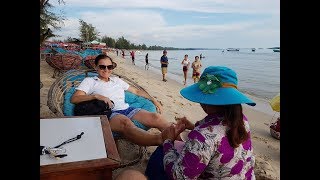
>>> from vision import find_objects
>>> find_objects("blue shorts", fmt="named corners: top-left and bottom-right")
top-left (109, 106), bottom-right (142, 120)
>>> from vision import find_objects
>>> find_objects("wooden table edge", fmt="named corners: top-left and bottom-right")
top-left (40, 115), bottom-right (121, 174)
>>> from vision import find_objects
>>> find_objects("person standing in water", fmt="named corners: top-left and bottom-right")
top-left (181, 54), bottom-right (190, 85)
top-left (145, 53), bottom-right (149, 70)
top-left (191, 56), bottom-right (202, 83)
top-left (130, 50), bottom-right (135, 65)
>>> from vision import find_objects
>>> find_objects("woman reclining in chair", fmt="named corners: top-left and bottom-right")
top-left (71, 54), bottom-right (172, 146)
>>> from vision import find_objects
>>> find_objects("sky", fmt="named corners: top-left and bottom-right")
top-left (50, 0), bottom-right (280, 49)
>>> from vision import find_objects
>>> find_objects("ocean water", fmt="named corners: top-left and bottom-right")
top-left (125, 49), bottom-right (280, 101)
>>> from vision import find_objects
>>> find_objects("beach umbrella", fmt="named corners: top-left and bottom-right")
top-left (269, 93), bottom-right (280, 112)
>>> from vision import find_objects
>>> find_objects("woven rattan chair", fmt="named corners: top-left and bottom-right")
top-left (83, 55), bottom-right (98, 69)
top-left (47, 69), bottom-right (156, 168)
top-left (45, 53), bottom-right (82, 78)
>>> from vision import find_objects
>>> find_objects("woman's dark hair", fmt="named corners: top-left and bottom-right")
top-left (94, 54), bottom-right (112, 65)
top-left (223, 104), bottom-right (249, 148)
top-left (94, 54), bottom-right (117, 68)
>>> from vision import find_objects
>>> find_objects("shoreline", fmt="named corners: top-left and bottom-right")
top-left (120, 53), bottom-right (277, 116)
top-left (129, 50), bottom-right (279, 102)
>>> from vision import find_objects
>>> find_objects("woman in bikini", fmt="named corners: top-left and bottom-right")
top-left (191, 55), bottom-right (202, 83)
top-left (181, 54), bottom-right (190, 85)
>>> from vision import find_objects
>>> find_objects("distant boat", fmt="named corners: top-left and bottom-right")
top-left (252, 48), bottom-right (256, 52)
top-left (226, 48), bottom-right (240, 51)
top-left (273, 49), bottom-right (280, 52)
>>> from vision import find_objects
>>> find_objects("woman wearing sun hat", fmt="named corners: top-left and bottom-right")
top-left (145, 66), bottom-right (256, 180)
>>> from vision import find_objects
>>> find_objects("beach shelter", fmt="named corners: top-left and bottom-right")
top-left (269, 93), bottom-right (280, 112)
top-left (91, 40), bottom-right (100, 44)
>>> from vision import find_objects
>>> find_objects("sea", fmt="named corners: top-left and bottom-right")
top-left (124, 48), bottom-right (280, 115)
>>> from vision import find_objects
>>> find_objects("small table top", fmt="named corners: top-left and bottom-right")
top-left (40, 115), bottom-right (120, 174)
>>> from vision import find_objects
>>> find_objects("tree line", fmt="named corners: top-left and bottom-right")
top-left (66, 19), bottom-right (179, 50)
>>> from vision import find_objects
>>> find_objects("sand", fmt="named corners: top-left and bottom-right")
top-left (40, 52), bottom-right (280, 180)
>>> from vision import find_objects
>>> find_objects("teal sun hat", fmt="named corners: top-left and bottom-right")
top-left (180, 66), bottom-right (256, 106)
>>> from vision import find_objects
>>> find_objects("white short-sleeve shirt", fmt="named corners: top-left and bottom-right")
top-left (76, 76), bottom-right (130, 110)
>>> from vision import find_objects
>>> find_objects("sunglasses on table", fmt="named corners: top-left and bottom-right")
top-left (98, 64), bottom-right (114, 70)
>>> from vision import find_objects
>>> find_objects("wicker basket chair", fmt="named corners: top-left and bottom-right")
top-left (47, 69), bottom-right (157, 168)
top-left (83, 55), bottom-right (98, 69)
top-left (45, 53), bottom-right (83, 78)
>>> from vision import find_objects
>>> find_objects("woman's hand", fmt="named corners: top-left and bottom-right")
top-left (94, 94), bottom-right (114, 109)
top-left (161, 123), bottom-right (186, 142)
top-left (175, 116), bottom-right (195, 130)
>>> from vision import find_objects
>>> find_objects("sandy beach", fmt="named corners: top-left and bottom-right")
top-left (40, 52), bottom-right (280, 179)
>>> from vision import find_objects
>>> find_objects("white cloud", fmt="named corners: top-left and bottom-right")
top-left (53, 10), bottom-right (270, 48)
top-left (53, 0), bottom-right (279, 14)
top-left (49, 1), bottom-right (280, 47)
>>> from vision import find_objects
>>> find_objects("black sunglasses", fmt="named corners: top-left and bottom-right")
top-left (98, 64), bottom-right (114, 70)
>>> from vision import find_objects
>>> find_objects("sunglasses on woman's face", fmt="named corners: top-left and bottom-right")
top-left (98, 64), bottom-right (114, 70)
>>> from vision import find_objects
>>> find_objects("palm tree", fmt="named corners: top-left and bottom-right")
top-left (40, 0), bottom-right (64, 45)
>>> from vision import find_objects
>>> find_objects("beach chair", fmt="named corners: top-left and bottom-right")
top-left (83, 55), bottom-right (98, 69)
top-left (47, 69), bottom-right (157, 168)
top-left (44, 49), bottom-right (83, 78)
top-left (79, 48), bottom-right (102, 69)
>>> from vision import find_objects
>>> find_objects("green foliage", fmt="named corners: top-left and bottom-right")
top-left (79, 19), bottom-right (100, 42)
top-left (101, 36), bottom-right (116, 48)
top-left (115, 36), bottom-right (130, 49)
top-left (74, 18), bottom-right (185, 50)
top-left (40, 0), bottom-right (65, 45)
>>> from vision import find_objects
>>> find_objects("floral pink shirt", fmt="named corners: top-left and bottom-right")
top-left (163, 113), bottom-right (255, 180)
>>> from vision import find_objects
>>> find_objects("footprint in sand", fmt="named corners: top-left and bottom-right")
top-left (267, 145), bottom-right (279, 151)
top-left (166, 95), bottom-right (173, 98)
top-left (252, 135), bottom-right (268, 144)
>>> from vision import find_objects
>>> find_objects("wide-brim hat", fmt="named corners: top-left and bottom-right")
top-left (180, 66), bottom-right (256, 106)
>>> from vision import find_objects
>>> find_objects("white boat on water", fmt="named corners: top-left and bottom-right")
top-left (226, 48), bottom-right (240, 51)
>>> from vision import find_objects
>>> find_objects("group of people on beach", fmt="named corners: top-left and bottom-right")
top-left (159, 50), bottom-right (202, 85)
top-left (180, 53), bottom-right (202, 85)
top-left (70, 53), bottom-right (257, 179)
